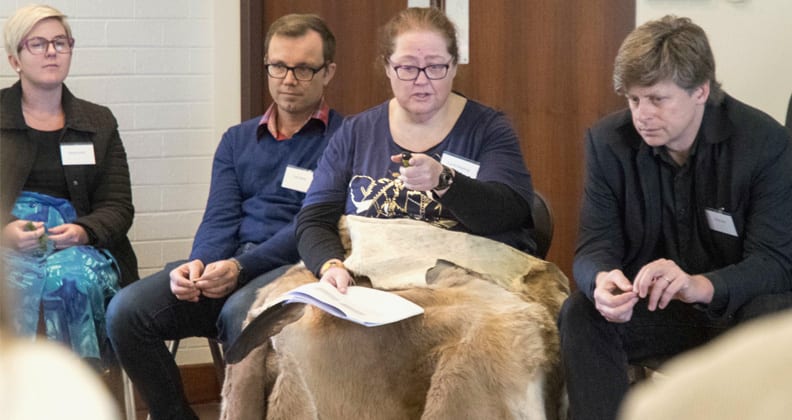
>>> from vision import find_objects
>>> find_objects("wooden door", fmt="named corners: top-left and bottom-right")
top-left (241, 0), bottom-right (635, 285)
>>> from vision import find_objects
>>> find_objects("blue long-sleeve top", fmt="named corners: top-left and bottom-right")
top-left (190, 108), bottom-right (343, 281)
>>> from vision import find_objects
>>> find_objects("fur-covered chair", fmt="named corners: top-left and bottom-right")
top-left (221, 216), bottom-right (569, 420)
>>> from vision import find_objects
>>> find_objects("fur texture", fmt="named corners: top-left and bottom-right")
top-left (221, 219), bottom-right (569, 420)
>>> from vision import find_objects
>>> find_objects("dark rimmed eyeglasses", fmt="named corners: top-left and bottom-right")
top-left (388, 60), bottom-right (452, 81)
top-left (265, 63), bottom-right (327, 81)
top-left (19, 36), bottom-right (75, 55)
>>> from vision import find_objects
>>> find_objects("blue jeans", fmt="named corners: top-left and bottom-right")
top-left (558, 290), bottom-right (792, 420)
top-left (105, 253), bottom-right (292, 420)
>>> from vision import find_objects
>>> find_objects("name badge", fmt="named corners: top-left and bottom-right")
top-left (440, 152), bottom-right (480, 179)
top-left (705, 208), bottom-right (738, 237)
top-left (281, 165), bottom-right (314, 193)
top-left (60, 143), bottom-right (96, 165)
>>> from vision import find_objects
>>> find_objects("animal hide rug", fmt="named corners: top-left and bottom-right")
top-left (221, 216), bottom-right (569, 420)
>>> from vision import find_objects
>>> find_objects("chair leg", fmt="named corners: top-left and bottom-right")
top-left (168, 339), bottom-right (180, 355)
top-left (143, 340), bottom-right (182, 420)
top-left (142, 338), bottom-right (224, 419)
top-left (122, 368), bottom-right (137, 420)
top-left (168, 338), bottom-right (224, 384)
top-left (208, 339), bottom-right (225, 385)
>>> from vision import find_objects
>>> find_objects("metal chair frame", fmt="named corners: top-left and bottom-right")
top-left (123, 338), bottom-right (225, 420)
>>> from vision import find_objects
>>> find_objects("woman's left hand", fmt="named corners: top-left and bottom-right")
top-left (390, 153), bottom-right (443, 191)
top-left (47, 223), bottom-right (89, 249)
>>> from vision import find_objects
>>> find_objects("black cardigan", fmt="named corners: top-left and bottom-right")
top-left (1, 81), bottom-right (139, 286)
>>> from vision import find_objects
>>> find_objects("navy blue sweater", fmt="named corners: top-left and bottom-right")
top-left (190, 110), bottom-right (342, 280)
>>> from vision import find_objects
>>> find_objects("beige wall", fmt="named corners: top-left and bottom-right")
top-left (213, 1), bottom-right (240, 142)
top-left (1, 0), bottom-right (239, 365)
top-left (176, 1), bottom-right (240, 364)
top-left (638, 0), bottom-right (792, 124)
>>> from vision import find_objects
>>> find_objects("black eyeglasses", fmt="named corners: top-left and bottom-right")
top-left (19, 36), bottom-right (74, 55)
top-left (265, 63), bottom-right (327, 81)
top-left (389, 60), bottom-right (452, 81)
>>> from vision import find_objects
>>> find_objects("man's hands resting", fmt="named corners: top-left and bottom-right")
top-left (593, 258), bottom-right (715, 323)
top-left (170, 259), bottom-right (241, 301)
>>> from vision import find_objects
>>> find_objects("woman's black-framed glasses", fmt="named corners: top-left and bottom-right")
top-left (389, 60), bottom-right (451, 81)
top-left (20, 36), bottom-right (75, 55)
top-left (265, 63), bottom-right (327, 81)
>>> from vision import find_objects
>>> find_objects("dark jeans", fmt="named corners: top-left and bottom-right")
top-left (105, 258), bottom-right (292, 420)
top-left (558, 290), bottom-right (792, 420)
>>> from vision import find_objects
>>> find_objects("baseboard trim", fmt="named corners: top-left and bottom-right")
top-left (133, 363), bottom-right (221, 411)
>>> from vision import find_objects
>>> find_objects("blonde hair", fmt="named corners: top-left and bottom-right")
top-left (4, 4), bottom-right (72, 62)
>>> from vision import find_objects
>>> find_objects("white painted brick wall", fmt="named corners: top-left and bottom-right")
top-left (1, 1), bottom-right (215, 275)
top-left (1, 1), bottom-right (240, 365)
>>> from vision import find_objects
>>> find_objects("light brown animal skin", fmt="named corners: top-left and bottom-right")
top-left (222, 260), bottom-right (568, 420)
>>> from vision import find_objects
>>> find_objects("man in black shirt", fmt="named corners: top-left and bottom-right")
top-left (559, 15), bottom-right (792, 420)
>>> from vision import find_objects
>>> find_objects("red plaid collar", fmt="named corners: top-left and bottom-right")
top-left (258, 98), bottom-right (330, 141)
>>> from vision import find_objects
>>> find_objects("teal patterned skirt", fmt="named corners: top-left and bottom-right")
top-left (4, 191), bottom-right (120, 361)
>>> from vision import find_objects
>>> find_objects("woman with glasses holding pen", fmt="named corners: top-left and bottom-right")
top-left (1, 4), bottom-right (137, 367)
top-left (296, 7), bottom-right (537, 292)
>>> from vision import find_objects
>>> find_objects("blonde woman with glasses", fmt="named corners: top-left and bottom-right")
top-left (1, 4), bottom-right (137, 368)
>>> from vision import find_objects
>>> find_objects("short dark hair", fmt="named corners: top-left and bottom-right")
top-left (264, 13), bottom-right (336, 63)
top-left (614, 15), bottom-right (723, 103)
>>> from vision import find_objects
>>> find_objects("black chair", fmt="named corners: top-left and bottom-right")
top-left (786, 93), bottom-right (791, 130)
top-left (167, 338), bottom-right (225, 385)
top-left (531, 190), bottom-right (554, 259)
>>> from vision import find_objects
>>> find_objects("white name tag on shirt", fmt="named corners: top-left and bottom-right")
top-left (281, 165), bottom-right (314, 193)
top-left (705, 208), bottom-right (738, 237)
top-left (440, 151), bottom-right (480, 179)
top-left (60, 143), bottom-right (96, 165)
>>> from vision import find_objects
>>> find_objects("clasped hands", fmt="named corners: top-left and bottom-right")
top-left (2, 219), bottom-right (88, 251)
top-left (594, 258), bottom-right (715, 323)
top-left (170, 259), bottom-right (241, 301)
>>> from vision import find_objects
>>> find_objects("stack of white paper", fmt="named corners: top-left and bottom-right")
top-left (271, 282), bottom-right (424, 327)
